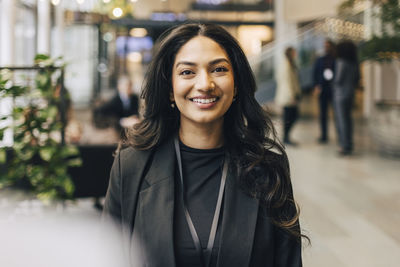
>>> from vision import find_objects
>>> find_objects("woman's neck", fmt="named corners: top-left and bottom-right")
top-left (179, 121), bottom-right (224, 149)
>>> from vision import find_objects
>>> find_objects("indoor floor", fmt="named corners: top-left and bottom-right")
top-left (285, 118), bottom-right (400, 267)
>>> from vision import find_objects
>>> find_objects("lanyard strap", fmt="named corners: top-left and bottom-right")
top-left (174, 136), bottom-right (228, 267)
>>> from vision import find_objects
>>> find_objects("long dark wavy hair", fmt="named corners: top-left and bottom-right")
top-left (123, 23), bottom-right (306, 242)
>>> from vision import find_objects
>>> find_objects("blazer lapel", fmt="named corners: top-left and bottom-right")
top-left (134, 138), bottom-right (177, 267)
top-left (217, 169), bottom-right (259, 267)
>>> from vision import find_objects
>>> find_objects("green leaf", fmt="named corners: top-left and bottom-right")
top-left (67, 158), bottom-right (82, 167)
top-left (37, 189), bottom-right (57, 203)
top-left (0, 150), bottom-right (6, 164)
top-left (27, 165), bottom-right (45, 186)
top-left (36, 73), bottom-right (50, 88)
top-left (39, 147), bottom-right (55, 161)
top-left (16, 148), bottom-right (35, 161)
top-left (34, 54), bottom-right (50, 61)
top-left (61, 146), bottom-right (80, 157)
top-left (47, 106), bottom-right (58, 119)
top-left (63, 178), bottom-right (75, 195)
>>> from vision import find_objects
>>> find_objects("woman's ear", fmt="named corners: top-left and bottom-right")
top-left (169, 91), bottom-right (175, 102)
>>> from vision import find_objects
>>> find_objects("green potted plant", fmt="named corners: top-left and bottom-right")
top-left (0, 55), bottom-right (82, 202)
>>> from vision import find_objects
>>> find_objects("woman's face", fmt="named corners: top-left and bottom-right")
top-left (171, 36), bottom-right (235, 130)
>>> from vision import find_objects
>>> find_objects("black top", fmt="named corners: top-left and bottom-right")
top-left (313, 55), bottom-right (336, 91)
top-left (174, 141), bottom-right (225, 267)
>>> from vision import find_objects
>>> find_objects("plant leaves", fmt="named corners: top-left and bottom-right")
top-left (0, 150), bottom-right (6, 164)
top-left (39, 147), bottom-right (55, 161)
top-left (67, 158), bottom-right (82, 167)
top-left (62, 146), bottom-right (80, 157)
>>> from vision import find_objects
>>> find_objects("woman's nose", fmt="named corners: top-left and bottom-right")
top-left (195, 71), bottom-right (215, 91)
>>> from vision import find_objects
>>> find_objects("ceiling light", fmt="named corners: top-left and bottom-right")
top-left (130, 28), bottom-right (148, 37)
top-left (112, 7), bottom-right (123, 18)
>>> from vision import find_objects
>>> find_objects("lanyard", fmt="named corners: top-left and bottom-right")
top-left (174, 136), bottom-right (228, 267)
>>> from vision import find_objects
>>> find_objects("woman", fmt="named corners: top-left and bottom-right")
top-left (333, 41), bottom-right (360, 155)
top-left (275, 47), bottom-right (301, 146)
top-left (104, 23), bottom-right (304, 267)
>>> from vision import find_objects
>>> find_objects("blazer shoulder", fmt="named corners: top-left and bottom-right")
top-left (117, 146), bottom-right (153, 177)
top-left (119, 145), bottom-right (149, 159)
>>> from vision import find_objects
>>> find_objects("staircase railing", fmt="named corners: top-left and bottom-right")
top-left (250, 15), bottom-right (366, 105)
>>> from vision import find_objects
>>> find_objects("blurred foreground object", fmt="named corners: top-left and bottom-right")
top-left (0, 190), bottom-right (130, 267)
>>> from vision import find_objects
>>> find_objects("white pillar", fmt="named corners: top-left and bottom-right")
top-left (0, 0), bottom-right (16, 66)
top-left (37, 0), bottom-right (51, 55)
top-left (274, 0), bottom-right (298, 70)
top-left (363, 0), bottom-right (373, 40)
top-left (52, 0), bottom-right (64, 58)
top-left (362, 61), bottom-right (374, 118)
top-left (362, 0), bottom-right (382, 118)
top-left (0, 0), bottom-right (16, 147)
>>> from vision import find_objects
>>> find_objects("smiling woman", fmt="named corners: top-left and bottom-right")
top-left (103, 23), bottom-right (305, 267)
top-left (171, 35), bottom-right (235, 149)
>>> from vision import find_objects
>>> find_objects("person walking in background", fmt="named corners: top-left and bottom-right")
top-left (313, 40), bottom-right (336, 144)
top-left (333, 40), bottom-right (360, 156)
top-left (275, 47), bottom-right (301, 146)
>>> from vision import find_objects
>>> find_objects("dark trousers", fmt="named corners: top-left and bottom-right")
top-left (283, 106), bottom-right (298, 142)
top-left (333, 97), bottom-right (353, 152)
top-left (319, 90), bottom-right (332, 141)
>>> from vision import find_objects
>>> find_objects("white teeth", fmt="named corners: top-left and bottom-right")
top-left (192, 98), bottom-right (217, 104)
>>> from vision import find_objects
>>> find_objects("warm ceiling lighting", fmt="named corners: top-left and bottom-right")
top-left (51, 0), bottom-right (60, 5)
top-left (112, 7), bottom-right (123, 18)
top-left (103, 0), bottom-right (111, 3)
top-left (130, 28), bottom-right (148, 37)
top-left (130, 0), bottom-right (138, 2)
top-left (76, 0), bottom-right (85, 4)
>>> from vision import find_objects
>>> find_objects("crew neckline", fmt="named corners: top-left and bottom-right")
top-left (179, 140), bottom-right (225, 153)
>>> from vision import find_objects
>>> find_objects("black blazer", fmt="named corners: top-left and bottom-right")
top-left (103, 138), bottom-right (302, 267)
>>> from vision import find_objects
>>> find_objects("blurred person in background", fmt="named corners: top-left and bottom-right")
top-left (103, 23), bottom-right (304, 267)
top-left (313, 39), bottom-right (336, 144)
top-left (333, 40), bottom-right (360, 156)
top-left (275, 47), bottom-right (301, 146)
top-left (93, 75), bottom-right (140, 132)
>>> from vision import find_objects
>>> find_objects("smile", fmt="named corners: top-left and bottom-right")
top-left (190, 97), bottom-right (218, 104)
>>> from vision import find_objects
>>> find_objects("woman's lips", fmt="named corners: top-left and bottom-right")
top-left (189, 96), bottom-right (219, 108)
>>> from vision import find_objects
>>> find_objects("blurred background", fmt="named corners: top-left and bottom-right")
top-left (0, 0), bottom-right (399, 266)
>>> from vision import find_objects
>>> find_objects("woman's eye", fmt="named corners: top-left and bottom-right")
top-left (179, 70), bottom-right (194, 76)
top-left (214, 67), bottom-right (228, 73)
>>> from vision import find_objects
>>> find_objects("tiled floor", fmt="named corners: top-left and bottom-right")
top-left (283, 118), bottom-right (400, 267)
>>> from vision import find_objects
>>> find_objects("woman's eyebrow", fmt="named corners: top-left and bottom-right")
top-left (209, 58), bottom-right (230, 66)
top-left (175, 61), bottom-right (196, 68)
top-left (175, 58), bottom-right (230, 69)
